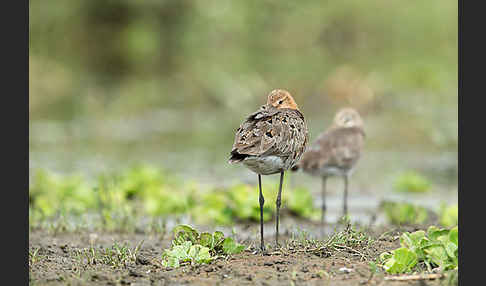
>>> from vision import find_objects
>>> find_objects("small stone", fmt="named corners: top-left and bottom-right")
top-left (339, 267), bottom-right (353, 273)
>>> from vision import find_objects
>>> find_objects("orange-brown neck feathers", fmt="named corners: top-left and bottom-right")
top-left (266, 89), bottom-right (299, 110)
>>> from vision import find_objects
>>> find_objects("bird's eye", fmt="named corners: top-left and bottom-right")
top-left (278, 100), bottom-right (284, 105)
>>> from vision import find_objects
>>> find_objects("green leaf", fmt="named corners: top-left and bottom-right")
top-left (222, 237), bottom-right (245, 255)
top-left (382, 201), bottom-right (428, 225)
top-left (427, 226), bottom-right (449, 242)
top-left (379, 251), bottom-right (392, 262)
top-left (394, 171), bottom-right (431, 193)
top-left (162, 241), bottom-right (193, 268)
top-left (444, 242), bottom-right (458, 261)
top-left (167, 241), bottom-right (192, 260)
top-left (212, 231), bottom-right (225, 249)
top-left (188, 245), bottom-right (212, 264)
top-left (199, 232), bottom-right (213, 248)
top-left (162, 256), bottom-right (180, 268)
top-left (423, 244), bottom-right (449, 267)
top-left (172, 224), bottom-right (199, 245)
top-left (381, 225), bottom-right (458, 274)
top-left (382, 247), bottom-right (417, 274)
top-left (400, 231), bottom-right (425, 248)
top-left (439, 204), bottom-right (458, 227)
top-left (213, 231), bottom-right (225, 243)
top-left (286, 187), bottom-right (319, 219)
top-left (161, 225), bottom-right (247, 268)
top-left (191, 191), bottom-right (232, 225)
top-left (162, 241), bottom-right (213, 268)
top-left (449, 226), bottom-right (458, 246)
top-left (400, 231), bottom-right (427, 260)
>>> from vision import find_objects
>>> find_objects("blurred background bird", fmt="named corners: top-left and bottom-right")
top-left (292, 108), bottom-right (365, 224)
top-left (229, 89), bottom-right (308, 251)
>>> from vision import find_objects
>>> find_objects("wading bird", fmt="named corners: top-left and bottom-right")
top-left (229, 89), bottom-right (308, 251)
top-left (292, 108), bottom-right (365, 224)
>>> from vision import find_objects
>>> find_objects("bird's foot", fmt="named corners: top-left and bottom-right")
top-left (252, 245), bottom-right (268, 256)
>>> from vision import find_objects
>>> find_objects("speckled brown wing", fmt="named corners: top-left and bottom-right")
top-left (298, 126), bottom-right (364, 175)
top-left (229, 105), bottom-right (308, 168)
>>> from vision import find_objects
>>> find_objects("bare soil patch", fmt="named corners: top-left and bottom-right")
top-left (29, 225), bottom-right (447, 286)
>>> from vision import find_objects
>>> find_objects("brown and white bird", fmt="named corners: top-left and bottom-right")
top-left (292, 108), bottom-right (365, 223)
top-left (229, 89), bottom-right (308, 251)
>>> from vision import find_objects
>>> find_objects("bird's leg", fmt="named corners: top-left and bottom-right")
top-left (258, 174), bottom-right (266, 252)
top-left (343, 174), bottom-right (349, 217)
top-left (275, 171), bottom-right (284, 247)
top-left (321, 176), bottom-right (328, 225)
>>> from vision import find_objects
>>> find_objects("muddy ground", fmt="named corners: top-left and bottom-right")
top-left (29, 222), bottom-right (450, 286)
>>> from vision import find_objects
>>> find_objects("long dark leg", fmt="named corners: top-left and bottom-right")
top-left (343, 174), bottom-right (349, 216)
top-left (258, 174), bottom-right (265, 251)
top-left (321, 176), bottom-right (328, 225)
top-left (275, 171), bottom-right (284, 247)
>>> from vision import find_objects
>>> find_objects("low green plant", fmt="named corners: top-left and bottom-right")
top-left (29, 167), bottom-right (323, 231)
top-left (113, 165), bottom-right (194, 216)
top-left (73, 240), bottom-right (143, 268)
top-left (439, 203), bottom-right (458, 228)
top-left (191, 188), bottom-right (233, 225)
top-left (394, 171), bottom-right (431, 193)
top-left (161, 224), bottom-right (245, 268)
top-left (228, 183), bottom-right (276, 222)
top-left (29, 247), bottom-right (40, 267)
top-left (29, 169), bottom-right (96, 217)
top-left (192, 182), bottom-right (319, 225)
top-left (218, 182), bottom-right (319, 224)
top-left (285, 222), bottom-right (375, 262)
top-left (381, 201), bottom-right (428, 225)
top-left (380, 226), bottom-right (458, 274)
top-left (29, 166), bottom-right (194, 225)
top-left (286, 186), bottom-right (320, 221)
top-left (115, 165), bottom-right (169, 200)
top-left (326, 221), bottom-right (374, 250)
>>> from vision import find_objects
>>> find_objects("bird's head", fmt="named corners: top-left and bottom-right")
top-left (267, 89), bottom-right (299, 110)
top-left (333, 108), bottom-right (363, 128)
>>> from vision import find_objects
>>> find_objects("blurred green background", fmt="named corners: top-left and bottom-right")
top-left (29, 0), bottom-right (457, 204)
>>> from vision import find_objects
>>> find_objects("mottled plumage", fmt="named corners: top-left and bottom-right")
top-left (229, 105), bottom-right (308, 175)
top-left (229, 89), bottom-right (308, 251)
